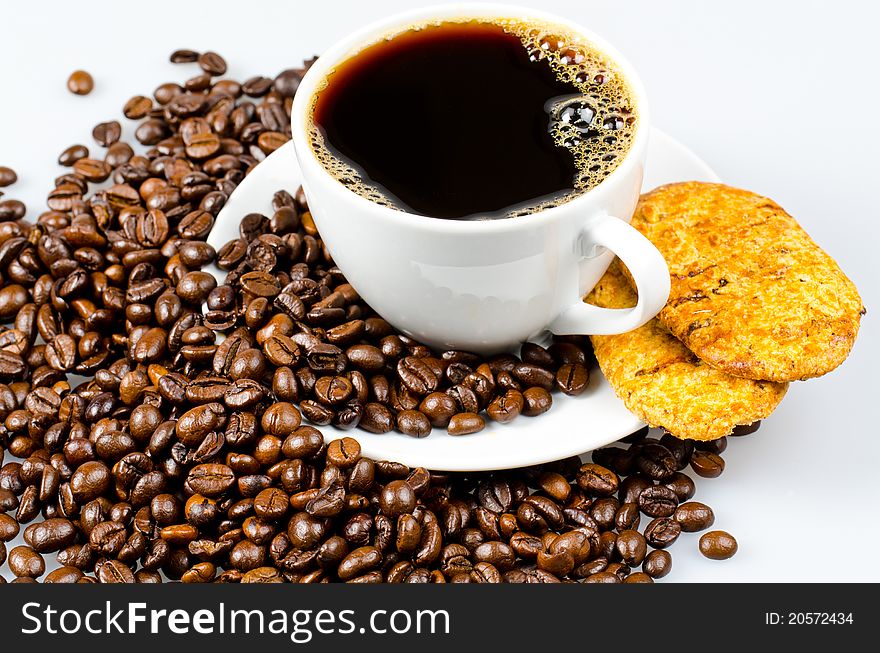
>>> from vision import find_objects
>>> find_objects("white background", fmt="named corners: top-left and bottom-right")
top-left (1, 0), bottom-right (878, 582)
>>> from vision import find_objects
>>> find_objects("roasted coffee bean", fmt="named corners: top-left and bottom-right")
top-left (397, 410), bottom-right (431, 438)
top-left (638, 485), bottom-right (679, 518)
top-left (690, 450), bottom-right (725, 478)
top-left (314, 375), bottom-right (354, 405)
top-left (643, 517), bottom-right (682, 549)
top-left (695, 436), bottom-right (727, 454)
top-left (419, 392), bottom-right (457, 428)
top-left (521, 387), bottom-right (552, 416)
top-left (93, 120), bottom-right (122, 146)
top-left (638, 552), bottom-right (670, 582)
top-left (326, 437), bottom-right (360, 468)
top-left (664, 472), bottom-right (697, 502)
top-left (555, 363), bottom-right (589, 396)
top-left (512, 363), bottom-right (554, 391)
top-left (0, 166), bottom-right (17, 188)
top-left (397, 356), bottom-right (438, 395)
top-left (70, 461), bottom-right (111, 503)
top-left (0, 513), bottom-right (20, 541)
top-left (123, 95), bottom-right (153, 119)
top-left (699, 530), bottom-right (738, 560)
top-left (23, 518), bottom-right (78, 553)
top-left (674, 501), bottom-right (716, 532)
top-left (636, 443), bottom-right (678, 481)
top-left (615, 529), bottom-right (647, 566)
top-left (486, 389), bottom-right (523, 423)
top-left (447, 412), bottom-right (485, 436)
top-left (198, 52), bottom-right (227, 76)
top-left (614, 502), bottom-right (641, 532)
top-left (261, 402), bottom-right (301, 437)
top-left (58, 145), bottom-right (89, 167)
top-left (67, 70), bottom-right (93, 95)
top-left (577, 464), bottom-right (619, 496)
top-left (379, 480), bottom-right (416, 519)
top-left (187, 464), bottom-right (235, 497)
top-left (360, 403), bottom-right (393, 434)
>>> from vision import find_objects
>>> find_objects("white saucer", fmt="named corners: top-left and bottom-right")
top-left (207, 128), bottom-right (720, 471)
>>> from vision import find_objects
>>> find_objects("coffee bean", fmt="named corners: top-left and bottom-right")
top-left (71, 157), bottom-right (110, 183)
top-left (397, 356), bottom-right (438, 395)
top-left (447, 412), bottom-right (485, 436)
top-left (177, 271), bottom-right (217, 303)
top-left (67, 70), bottom-right (94, 95)
top-left (23, 517), bottom-right (78, 553)
top-left (615, 502), bottom-right (640, 532)
top-left (123, 95), bottom-right (153, 119)
top-left (198, 52), bottom-right (227, 76)
top-left (170, 49), bottom-right (200, 63)
top-left (486, 389), bottom-right (523, 423)
top-left (512, 363), bottom-right (554, 390)
top-left (446, 385), bottom-right (479, 413)
top-left (70, 461), bottom-right (111, 503)
top-left (699, 530), bottom-right (738, 560)
top-left (659, 434), bottom-right (694, 470)
top-left (636, 443), bottom-right (678, 481)
top-left (577, 464), bottom-right (619, 496)
top-left (556, 363), bottom-right (589, 395)
top-left (412, 392), bottom-right (454, 428)
top-left (360, 403), bottom-right (394, 434)
top-left (261, 402), bottom-right (301, 437)
top-left (58, 144), bottom-right (90, 167)
top-left (273, 69), bottom-right (303, 98)
top-left (674, 501), bottom-right (715, 532)
top-left (0, 166), bottom-right (16, 186)
top-left (187, 464), bottom-right (235, 497)
top-left (521, 387), bottom-right (552, 416)
top-left (583, 571), bottom-right (619, 583)
top-left (638, 485), bottom-right (679, 518)
top-left (643, 549), bottom-right (672, 578)
top-left (379, 480), bottom-right (416, 518)
top-left (8, 545), bottom-right (45, 578)
top-left (338, 546), bottom-right (382, 580)
top-left (664, 472), bottom-right (697, 502)
top-left (44, 566), bottom-right (85, 583)
top-left (475, 541), bottom-right (515, 571)
top-left (615, 529), bottom-right (647, 566)
top-left (326, 437), bottom-right (360, 468)
top-left (93, 120), bottom-right (122, 146)
top-left (397, 410), bottom-right (431, 437)
top-left (695, 436), bottom-right (727, 454)
top-left (0, 284), bottom-right (29, 321)
top-left (690, 450), bottom-right (725, 478)
top-left (643, 517), bottom-right (682, 549)
top-left (314, 375), bottom-right (353, 405)
top-left (0, 513), bottom-right (20, 541)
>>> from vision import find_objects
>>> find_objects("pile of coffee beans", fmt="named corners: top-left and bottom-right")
top-left (213, 185), bottom-right (593, 436)
top-left (0, 50), bottom-right (740, 582)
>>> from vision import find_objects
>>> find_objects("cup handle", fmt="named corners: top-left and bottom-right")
top-left (549, 213), bottom-right (670, 335)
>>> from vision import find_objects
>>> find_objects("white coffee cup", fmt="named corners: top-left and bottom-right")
top-left (220, 3), bottom-right (669, 354)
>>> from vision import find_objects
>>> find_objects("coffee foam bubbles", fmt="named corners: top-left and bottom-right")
top-left (309, 17), bottom-right (638, 219)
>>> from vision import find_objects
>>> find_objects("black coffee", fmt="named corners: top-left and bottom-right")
top-left (310, 19), bottom-right (637, 220)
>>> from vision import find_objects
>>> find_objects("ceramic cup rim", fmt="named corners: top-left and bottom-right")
top-left (290, 2), bottom-right (650, 235)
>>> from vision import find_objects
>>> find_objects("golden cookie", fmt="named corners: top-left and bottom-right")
top-left (629, 182), bottom-right (864, 382)
top-left (587, 261), bottom-right (788, 440)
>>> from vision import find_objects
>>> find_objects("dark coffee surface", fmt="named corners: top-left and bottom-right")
top-left (312, 21), bottom-right (585, 220)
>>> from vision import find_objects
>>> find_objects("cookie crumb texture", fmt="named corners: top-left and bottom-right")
top-left (631, 182), bottom-right (864, 382)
